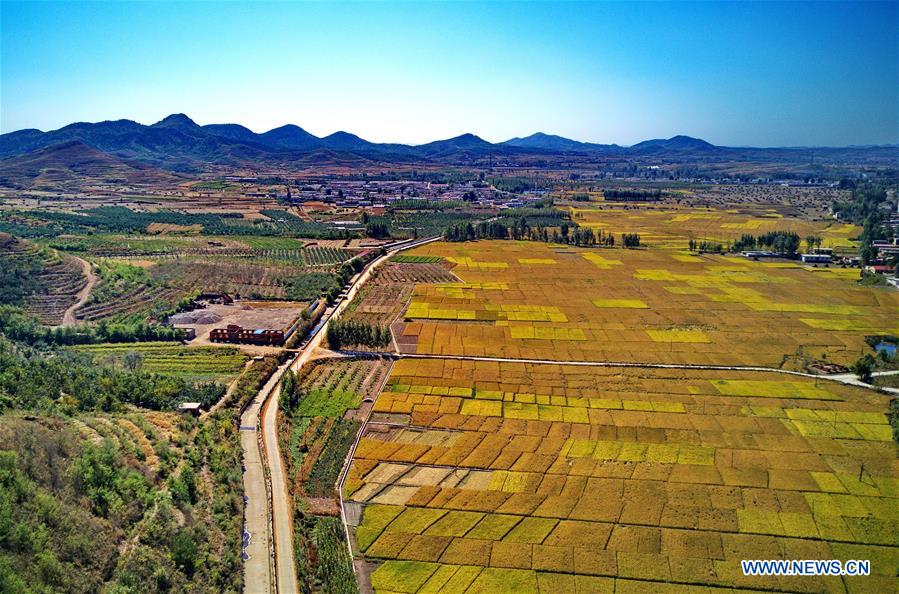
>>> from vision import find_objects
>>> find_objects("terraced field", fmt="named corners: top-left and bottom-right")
top-left (0, 233), bottom-right (87, 324)
top-left (49, 233), bottom-right (355, 265)
top-left (76, 284), bottom-right (185, 321)
top-left (73, 342), bottom-right (249, 383)
top-left (393, 241), bottom-right (898, 368)
top-left (346, 359), bottom-right (898, 593)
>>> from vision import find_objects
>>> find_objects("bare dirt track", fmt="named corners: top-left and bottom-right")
top-left (60, 256), bottom-right (97, 327)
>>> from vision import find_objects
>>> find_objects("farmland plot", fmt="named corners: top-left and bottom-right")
top-left (278, 357), bottom-right (393, 590)
top-left (342, 259), bottom-right (459, 328)
top-left (569, 205), bottom-right (861, 251)
top-left (394, 241), bottom-right (898, 368)
top-left (347, 358), bottom-right (898, 593)
top-left (73, 342), bottom-right (248, 383)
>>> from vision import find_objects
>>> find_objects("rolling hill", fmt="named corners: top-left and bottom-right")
top-left (502, 132), bottom-right (619, 152)
top-left (0, 140), bottom-right (179, 188)
top-left (1, 114), bottom-right (894, 174)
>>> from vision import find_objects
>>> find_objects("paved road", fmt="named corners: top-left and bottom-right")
top-left (241, 361), bottom-right (292, 594)
top-left (826, 369), bottom-right (899, 394)
top-left (60, 256), bottom-right (97, 326)
top-left (244, 237), bottom-right (439, 593)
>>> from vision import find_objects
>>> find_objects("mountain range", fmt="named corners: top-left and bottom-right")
top-left (0, 114), bottom-right (895, 175)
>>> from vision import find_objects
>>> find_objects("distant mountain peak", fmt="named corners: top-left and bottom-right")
top-left (321, 131), bottom-right (374, 151)
top-left (630, 135), bottom-right (718, 153)
top-left (271, 124), bottom-right (306, 133)
top-left (152, 113), bottom-right (200, 129)
top-left (451, 133), bottom-right (490, 145)
top-left (325, 130), bottom-right (363, 140)
top-left (258, 124), bottom-right (319, 150)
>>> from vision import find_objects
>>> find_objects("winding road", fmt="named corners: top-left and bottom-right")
top-left (60, 256), bottom-right (97, 327)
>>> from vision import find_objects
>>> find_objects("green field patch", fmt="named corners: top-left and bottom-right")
top-left (357, 505), bottom-right (404, 551)
top-left (74, 342), bottom-right (247, 382)
top-left (370, 560), bottom-right (439, 593)
top-left (393, 255), bottom-right (442, 264)
top-left (467, 567), bottom-right (538, 594)
top-left (295, 388), bottom-right (363, 417)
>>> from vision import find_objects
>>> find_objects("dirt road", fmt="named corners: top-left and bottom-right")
top-left (60, 256), bottom-right (97, 326)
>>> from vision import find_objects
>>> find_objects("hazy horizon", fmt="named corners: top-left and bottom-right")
top-left (2, 1), bottom-right (897, 146)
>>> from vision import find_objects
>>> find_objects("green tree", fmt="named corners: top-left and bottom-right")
top-left (170, 529), bottom-right (198, 577)
top-left (851, 354), bottom-right (875, 384)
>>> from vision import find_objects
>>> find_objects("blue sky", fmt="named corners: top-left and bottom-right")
top-left (1, 1), bottom-right (896, 146)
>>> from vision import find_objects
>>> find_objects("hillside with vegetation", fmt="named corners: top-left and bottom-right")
top-left (0, 332), bottom-right (254, 593)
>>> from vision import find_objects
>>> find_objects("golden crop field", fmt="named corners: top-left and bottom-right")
top-left (347, 358), bottom-right (897, 593)
top-left (391, 241), bottom-right (897, 368)
top-left (569, 205), bottom-right (861, 251)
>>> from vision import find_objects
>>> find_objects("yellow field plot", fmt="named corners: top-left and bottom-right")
top-left (801, 317), bottom-right (898, 333)
top-left (446, 256), bottom-right (508, 269)
top-left (646, 329), bottom-right (709, 343)
top-left (353, 358), bottom-right (897, 592)
top-left (518, 258), bottom-right (557, 265)
top-left (592, 299), bottom-right (648, 309)
top-left (670, 254), bottom-right (700, 263)
top-left (570, 204), bottom-right (861, 249)
top-left (711, 379), bottom-right (839, 400)
top-left (493, 305), bottom-right (567, 323)
top-left (581, 253), bottom-right (622, 269)
top-left (460, 399), bottom-right (503, 417)
top-left (423, 511), bottom-right (485, 537)
top-left (722, 220), bottom-right (763, 230)
top-left (404, 302), bottom-right (477, 321)
top-left (503, 517), bottom-right (558, 544)
top-left (396, 240), bottom-right (897, 367)
top-left (509, 326), bottom-right (586, 341)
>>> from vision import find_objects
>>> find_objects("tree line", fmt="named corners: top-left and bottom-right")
top-left (0, 335), bottom-right (224, 413)
top-left (443, 219), bottom-right (640, 248)
top-left (0, 305), bottom-right (184, 347)
top-left (730, 231), bottom-right (802, 255)
top-left (325, 319), bottom-right (392, 350)
top-left (602, 189), bottom-right (663, 201)
top-left (832, 180), bottom-right (896, 265)
top-left (687, 239), bottom-right (724, 254)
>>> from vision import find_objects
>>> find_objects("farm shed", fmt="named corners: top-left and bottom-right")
top-left (178, 402), bottom-right (202, 416)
